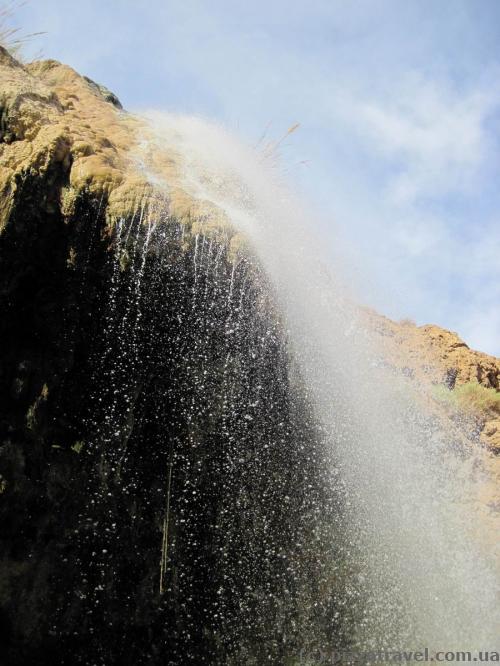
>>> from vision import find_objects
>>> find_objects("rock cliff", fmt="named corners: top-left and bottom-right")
top-left (0, 47), bottom-right (340, 664)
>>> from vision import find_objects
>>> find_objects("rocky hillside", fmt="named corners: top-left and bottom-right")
top-left (364, 309), bottom-right (500, 453)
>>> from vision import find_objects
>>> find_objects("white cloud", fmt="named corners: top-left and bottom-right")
top-left (341, 74), bottom-right (499, 204)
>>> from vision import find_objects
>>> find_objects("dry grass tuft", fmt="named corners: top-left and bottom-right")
top-left (0, 1), bottom-right (44, 59)
top-left (259, 122), bottom-right (301, 165)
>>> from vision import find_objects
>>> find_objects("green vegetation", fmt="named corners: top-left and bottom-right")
top-left (71, 441), bottom-right (84, 454)
top-left (433, 382), bottom-right (500, 417)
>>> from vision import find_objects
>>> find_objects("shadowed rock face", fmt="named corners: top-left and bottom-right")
top-left (0, 197), bottom-right (338, 664)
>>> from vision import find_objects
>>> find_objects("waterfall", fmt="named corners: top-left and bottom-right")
top-left (2, 35), bottom-right (498, 666)
top-left (57, 193), bottom-right (337, 663)
top-left (127, 112), bottom-right (500, 653)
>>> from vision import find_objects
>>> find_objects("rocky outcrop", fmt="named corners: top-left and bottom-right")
top-left (365, 310), bottom-right (500, 388)
top-left (364, 309), bottom-right (500, 453)
top-left (0, 45), bottom-right (238, 239)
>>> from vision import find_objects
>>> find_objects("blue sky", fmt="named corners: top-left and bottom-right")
top-left (14, 0), bottom-right (500, 355)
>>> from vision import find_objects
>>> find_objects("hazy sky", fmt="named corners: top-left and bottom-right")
top-left (14, 0), bottom-right (500, 354)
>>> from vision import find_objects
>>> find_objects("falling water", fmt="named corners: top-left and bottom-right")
top-left (129, 113), bottom-right (500, 654)
top-left (59, 192), bottom-right (333, 663)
